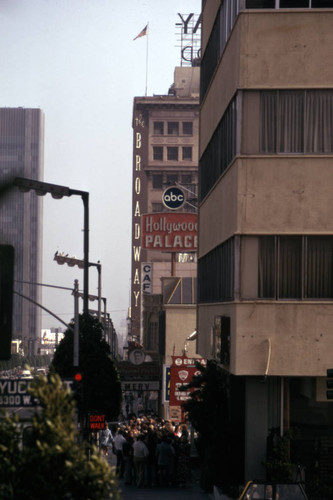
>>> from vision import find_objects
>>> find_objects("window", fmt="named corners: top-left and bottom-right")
top-left (153, 121), bottom-right (164, 135)
top-left (152, 174), bottom-right (163, 189)
top-left (242, 235), bottom-right (333, 300)
top-left (199, 96), bottom-right (237, 200)
top-left (246, 0), bottom-right (333, 6)
top-left (260, 90), bottom-right (333, 154)
top-left (278, 237), bottom-right (302, 299)
top-left (166, 174), bottom-right (178, 185)
top-left (306, 237), bottom-right (333, 298)
top-left (246, 0), bottom-right (274, 5)
top-left (167, 122), bottom-right (179, 135)
top-left (152, 202), bottom-right (164, 212)
top-left (182, 122), bottom-right (193, 135)
top-left (280, 0), bottom-right (308, 5)
top-left (167, 147), bottom-right (178, 161)
top-left (182, 147), bottom-right (192, 161)
top-left (153, 146), bottom-right (163, 160)
top-left (181, 174), bottom-right (192, 184)
top-left (198, 239), bottom-right (234, 303)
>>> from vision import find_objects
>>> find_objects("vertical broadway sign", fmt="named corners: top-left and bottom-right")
top-left (131, 107), bottom-right (148, 341)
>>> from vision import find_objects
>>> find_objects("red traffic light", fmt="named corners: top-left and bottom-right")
top-left (74, 372), bottom-right (83, 383)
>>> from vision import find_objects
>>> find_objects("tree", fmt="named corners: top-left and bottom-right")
top-left (51, 314), bottom-right (122, 421)
top-left (0, 373), bottom-right (121, 499)
top-left (264, 427), bottom-right (295, 482)
top-left (181, 360), bottom-right (231, 491)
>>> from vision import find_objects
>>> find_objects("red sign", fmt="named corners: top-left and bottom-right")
top-left (89, 414), bottom-right (106, 431)
top-left (169, 355), bottom-right (206, 408)
top-left (141, 213), bottom-right (198, 252)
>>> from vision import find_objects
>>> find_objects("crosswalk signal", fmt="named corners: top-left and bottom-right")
top-left (326, 369), bottom-right (333, 400)
top-left (0, 245), bottom-right (14, 361)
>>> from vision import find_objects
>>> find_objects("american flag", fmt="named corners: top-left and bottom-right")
top-left (133, 24), bottom-right (148, 41)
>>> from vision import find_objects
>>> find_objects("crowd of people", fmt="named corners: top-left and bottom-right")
top-left (99, 415), bottom-right (193, 488)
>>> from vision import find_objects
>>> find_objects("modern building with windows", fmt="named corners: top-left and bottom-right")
top-left (131, 66), bottom-right (199, 354)
top-left (198, 0), bottom-right (333, 488)
top-left (0, 108), bottom-right (44, 355)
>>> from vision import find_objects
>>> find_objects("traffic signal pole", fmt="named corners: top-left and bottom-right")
top-left (74, 279), bottom-right (79, 367)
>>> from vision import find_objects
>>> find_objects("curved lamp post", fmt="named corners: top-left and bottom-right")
top-left (14, 177), bottom-right (90, 316)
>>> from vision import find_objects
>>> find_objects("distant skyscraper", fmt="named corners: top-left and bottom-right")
top-left (0, 108), bottom-right (44, 354)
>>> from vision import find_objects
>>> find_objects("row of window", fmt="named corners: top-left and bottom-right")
top-left (151, 201), bottom-right (197, 213)
top-left (198, 235), bottom-right (333, 303)
top-left (153, 146), bottom-right (193, 161)
top-left (199, 96), bottom-right (237, 200)
top-left (201, 0), bottom-right (240, 102)
top-left (152, 173), bottom-right (194, 189)
top-left (153, 121), bottom-right (193, 136)
top-left (201, 0), bottom-right (333, 102)
top-left (199, 90), bottom-right (333, 201)
top-left (247, 0), bottom-right (333, 7)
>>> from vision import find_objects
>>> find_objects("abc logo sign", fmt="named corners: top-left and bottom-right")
top-left (162, 186), bottom-right (185, 210)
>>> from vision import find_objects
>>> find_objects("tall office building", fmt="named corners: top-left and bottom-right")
top-left (0, 108), bottom-right (44, 354)
top-left (199, 0), bottom-right (333, 487)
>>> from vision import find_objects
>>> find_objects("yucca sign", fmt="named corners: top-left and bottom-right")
top-left (142, 213), bottom-right (198, 252)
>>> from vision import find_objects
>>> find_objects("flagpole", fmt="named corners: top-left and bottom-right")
top-left (145, 23), bottom-right (149, 96)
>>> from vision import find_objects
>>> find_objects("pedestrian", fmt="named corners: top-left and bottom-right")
top-left (144, 426), bottom-right (158, 487)
top-left (133, 434), bottom-right (149, 487)
top-left (99, 422), bottom-right (113, 456)
top-left (123, 433), bottom-right (134, 485)
top-left (176, 435), bottom-right (192, 486)
top-left (113, 428), bottom-right (126, 477)
top-left (156, 434), bottom-right (175, 486)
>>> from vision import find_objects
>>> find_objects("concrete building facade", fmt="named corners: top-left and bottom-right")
top-left (198, 0), bottom-right (333, 487)
top-left (128, 67), bottom-right (200, 418)
top-left (131, 66), bottom-right (200, 350)
top-left (0, 108), bottom-right (44, 354)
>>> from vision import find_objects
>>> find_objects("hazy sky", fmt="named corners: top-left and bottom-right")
top-left (0, 0), bottom-right (201, 339)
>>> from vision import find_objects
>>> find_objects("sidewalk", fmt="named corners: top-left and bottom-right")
top-left (105, 453), bottom-right (212, 500)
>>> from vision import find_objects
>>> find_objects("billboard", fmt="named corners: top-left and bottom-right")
top-left (141, 213), bottom-right (197, 252)
top-left (169, 355), bottom-right (206, 408)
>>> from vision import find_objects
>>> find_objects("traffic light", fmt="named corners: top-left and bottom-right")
top-left (326, 369), bottom-right (333, 400)
top-left (0, 245), bottom-right (14, 360)
top-left (74, 372), bottom-right (83, 383)
top-left (73, 372), bottom-right (84, 405)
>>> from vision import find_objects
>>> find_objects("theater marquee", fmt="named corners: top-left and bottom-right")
top-left (141, 213), bottom-right (198, 252)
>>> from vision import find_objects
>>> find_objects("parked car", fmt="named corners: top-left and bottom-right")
top-left (20, 369), bottom-right (33, 380)
top-left (35, 368), bottom-right (47, 376)
top-left (239, 480), bottom-right (308, 500)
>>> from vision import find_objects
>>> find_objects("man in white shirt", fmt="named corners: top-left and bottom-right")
top-left (133, 434), bottom-right (149, 487)
top-left (113, 429), bottom-right (126, 477)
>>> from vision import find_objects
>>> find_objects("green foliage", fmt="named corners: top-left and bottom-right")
top-left (51, 314), bottom-right (122, 421)
top-left (263, 427), bottom-right (295, 482)
top-left (0, 373), bottom-right (121, 499)
top-left (0, 411), bottom-right (21, 499)
top-left (181, 360), bottom-right (230, 491)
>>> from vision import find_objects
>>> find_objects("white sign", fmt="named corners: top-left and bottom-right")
top-left (121, 381), bottom-right (160, 391)
top-left (142, 263), bottom-right (152, 294)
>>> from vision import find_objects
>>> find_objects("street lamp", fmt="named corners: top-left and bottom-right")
top-left (54, 253), bottom-right (102, 322)
top-left (14, 177), bottom-right (90, 315)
